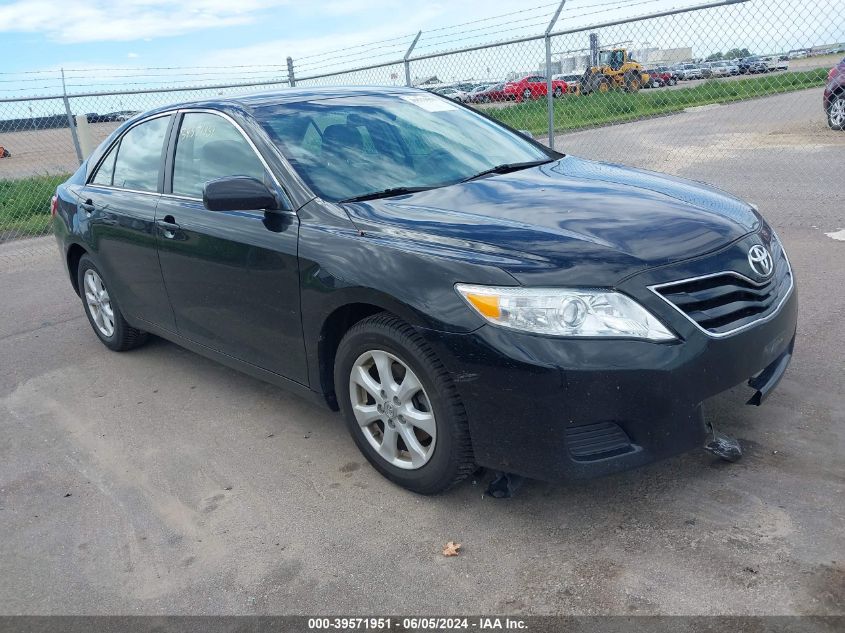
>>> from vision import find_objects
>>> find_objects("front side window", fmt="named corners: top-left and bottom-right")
top-left (111, 115), bottom-right (170, 192)
top-left (172, 112), bottom-right (266, 198)
top-left (254, 93), bottom-right (551, 202)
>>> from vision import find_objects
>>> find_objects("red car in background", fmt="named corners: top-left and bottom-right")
top-left (469, 83), bottom-right (508, 103)
top-left (504, 75), bottom-right (568, 102)
top-left (645, 66), bottom-right (679, 87)
top-left (824, 57), bottom-right (845, 130)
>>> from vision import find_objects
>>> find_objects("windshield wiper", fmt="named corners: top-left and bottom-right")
top-left (459, 159), bottom-right (553, 183)
top-left (340, 186), bottom-right (434, 203)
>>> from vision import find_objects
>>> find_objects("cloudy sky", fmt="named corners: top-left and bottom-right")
top-left (1, 0), bottom-right (843, 96)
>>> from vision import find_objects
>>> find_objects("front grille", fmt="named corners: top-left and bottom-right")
top-left (653, 241), bottom-right (792, 336)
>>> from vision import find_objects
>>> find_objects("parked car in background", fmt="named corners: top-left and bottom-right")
top-left (789, 49), bottom-right (809, 59)
top-left (775, 56), bottom-right (790, 71)
top-left (676, 63), bottom-right (703, 80)
top-left (552, 73), bottom-right (584, 93)
top-left (646, 66), bottom-right (679, 86)
top-left (438, 87), bottom-right (470, 102)
top-left (722, 61), bottom-right (741, 75)
top-left (466, 84), bottom-right (492, 101)
top-left (469, 83), bottom-right (508, 103)
top-left (642, 74), bottom-right (661, 88)
top-left (738, 56), bottom-right (769, 74)
top-left (503, 75), bottom-right (568, 101)
top-left (112, 110), bottom-right (139, 122)
top-left (824, 57), bottom-right (845, 129)
top-left (761, 56), bottom-right (781, 72)
top-left (702, 62), bottom-right (731, 78)
top-left (52, 86), bottom-right (797, 493)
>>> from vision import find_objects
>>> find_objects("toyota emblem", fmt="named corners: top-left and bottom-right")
top-left (748, 244), bottom-right (774, 278)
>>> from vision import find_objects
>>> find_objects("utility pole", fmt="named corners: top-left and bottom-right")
top-left (545, 0), bottom-right (566, 150)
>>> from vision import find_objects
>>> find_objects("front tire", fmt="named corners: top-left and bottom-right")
top-left (334, 313), bottom-right (475, 494)
top-left (522, 88), bottom-right (532, 101)
top-left (77, 255), bottom-right (148, 351)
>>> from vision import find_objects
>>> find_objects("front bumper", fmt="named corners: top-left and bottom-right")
top-left (419, 286), bottom-right (797, 482)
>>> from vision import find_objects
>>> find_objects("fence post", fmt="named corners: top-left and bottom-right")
top-left (589, 33), bottom-right (599, 67)
top-left (287, 57), bottom-right (296, 87)
top-left (404, 31), bottom-right (422, 87)
top-left (545, 0), bottom-right (567, 151)
top-left (61, 69), bottom-right (84, 165)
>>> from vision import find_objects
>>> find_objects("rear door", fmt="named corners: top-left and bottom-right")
top-left (82, 113), bottom-right (177, 331)
top-left (154, 110), bottom-right (307, 383)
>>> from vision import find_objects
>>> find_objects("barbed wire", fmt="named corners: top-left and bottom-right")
top-left (296, 1), bottom-right (583, 73)
top-left (0, 0), bottom-right (835, 99)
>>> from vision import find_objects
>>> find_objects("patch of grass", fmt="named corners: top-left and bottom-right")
top-left (0, 173), bottom-right (69, 238)
top-left (487, 68), bottom-right (829, 135)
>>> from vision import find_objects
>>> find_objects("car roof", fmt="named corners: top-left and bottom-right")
top-left (138, 86), bottom-right (426, 119)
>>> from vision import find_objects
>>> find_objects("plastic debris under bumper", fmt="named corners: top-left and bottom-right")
top-left (747, 336), bottom-right (795, 406)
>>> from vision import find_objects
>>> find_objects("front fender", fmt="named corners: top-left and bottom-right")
top-left (297, 198), bottom-right (520, 396)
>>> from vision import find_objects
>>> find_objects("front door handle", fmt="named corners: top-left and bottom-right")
top-left (80, 199), bottom-right (95, 214)
top-left (156, 215), bottom-right (180, 239)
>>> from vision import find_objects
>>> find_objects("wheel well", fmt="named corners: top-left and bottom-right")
top-left (318, 303), bottom-right (386, 409)
top-left (66, 244), bottom-right (87, 296)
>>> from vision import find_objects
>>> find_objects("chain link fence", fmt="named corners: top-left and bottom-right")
top-left (1, 0), bottom-right (843, 250)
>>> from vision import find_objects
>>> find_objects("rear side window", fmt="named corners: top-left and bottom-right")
top-left (92, 144), bottom-right (118, 185)
top-left (171, 112), bottom-right (266, 198)
top-left (111, 115), bottom-right (171, 192)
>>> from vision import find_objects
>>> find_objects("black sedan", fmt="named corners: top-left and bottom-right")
top-left (52, 87), bottom-right (796, 494)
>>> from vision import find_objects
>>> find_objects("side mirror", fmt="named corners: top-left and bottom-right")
top-left (203, 176), bottom-right (279, 212)
top-left (518, 129), bottom-right (535, 139)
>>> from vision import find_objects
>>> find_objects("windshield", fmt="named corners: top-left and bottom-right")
top-left (253, 92), bottom-right (552, 202)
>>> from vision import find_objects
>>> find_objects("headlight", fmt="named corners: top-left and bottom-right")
top-left (455, 284), bottom-right (676, 341)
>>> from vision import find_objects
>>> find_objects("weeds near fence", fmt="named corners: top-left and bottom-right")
top-left (0, 173), bottom-right (68, 239)
top-left (488, 68), bottom-right (829, 135)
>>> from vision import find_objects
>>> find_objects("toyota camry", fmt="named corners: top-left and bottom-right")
top-left (52, 87), bottom-right (797, 494)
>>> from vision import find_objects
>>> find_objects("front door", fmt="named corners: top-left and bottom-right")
top-left (155, 111), bottom-right (307, 384)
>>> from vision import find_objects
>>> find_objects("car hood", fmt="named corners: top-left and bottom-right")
top-left (342, 155), bottom-right (760, 285)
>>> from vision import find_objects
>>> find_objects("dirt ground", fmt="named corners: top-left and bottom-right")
top-left (0, 88), bottom-right (843, 616)
top-left (0, 122), bottom-right (118, 179)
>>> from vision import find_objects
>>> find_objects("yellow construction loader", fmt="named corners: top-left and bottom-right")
top-left (579, 48), bottom-right (650, 94)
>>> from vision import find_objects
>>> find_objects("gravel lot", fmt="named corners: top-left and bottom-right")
top-left (1, 89), bottom-right (843, 616)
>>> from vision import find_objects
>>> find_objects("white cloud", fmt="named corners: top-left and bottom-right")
top-left (0, 0), bottom-right (292, 43)
top-left (127, 52), bottom-right (140, 58)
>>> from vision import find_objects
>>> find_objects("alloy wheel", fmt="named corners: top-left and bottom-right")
top-left (83, 269), bottom-right (115, 338)
top-left (348, 349), bottom-right (436, 470)
top-left (830, 97), bottom-right (845, 128)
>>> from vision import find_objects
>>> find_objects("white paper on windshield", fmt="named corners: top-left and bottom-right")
top-left (399, 94), bottom-right (457, 112)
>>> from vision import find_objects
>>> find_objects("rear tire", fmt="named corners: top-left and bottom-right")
top-left (77, 255), bottom-right (148, 352)
top-left (522, 88), bottom-right (532, 101)
top-left (334, 313), bottom-right (475, 494)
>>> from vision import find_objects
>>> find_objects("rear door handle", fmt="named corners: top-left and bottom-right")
top-left (156, 215), bottom-right (180, 238)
